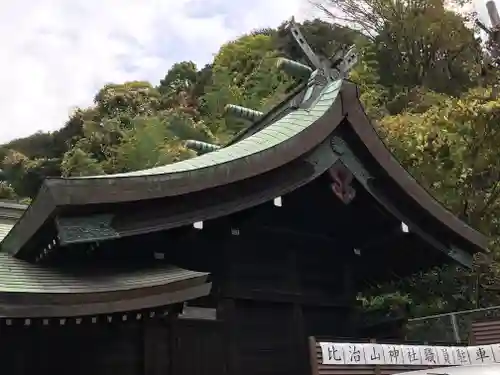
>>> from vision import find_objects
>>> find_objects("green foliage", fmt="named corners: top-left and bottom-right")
top-left (159, 61), bottom-right (198, 95)
top-left (201, 32), bottom-right (295, 140)
top-left (94, 81), bottom-right (163, 118)
top-left (0, 181), bottom-right (16, 200)
top-left (315, 0), bottom-right (483, 98)
top-left (61, 148), bottom-right (104, 177)
top-left (1, 150), bottom-right (61, 197)
top-left (370, 85), bottom-right (500, 315)
top-left (101, 113), bottom-right (201, 173)
top-left (382, 89), bottom-right (500, 233)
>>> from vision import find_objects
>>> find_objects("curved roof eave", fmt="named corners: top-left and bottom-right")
top-left (0, 254), bottom-right (210, 318)
top-left (1, 79), bottom-right (346, 256)
top-left (44, 79), bottom-right (344, 206)
top-left (340, 81), bottom-right (488, 253)
top-left (54, 138), bottom-right (342, 246)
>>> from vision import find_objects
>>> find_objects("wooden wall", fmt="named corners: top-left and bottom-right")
top-left (0, 320), bottom-right (144, 375)
top-left (0, 315), bottom-right (224, 375)
top-left (212, 231), bottom-right (357, 375)
top-left (172, 318), bottom-right (225, 375)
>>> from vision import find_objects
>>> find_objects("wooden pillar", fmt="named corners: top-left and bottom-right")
top-left (291, 248), bottom-right (308, 375)
top-left (293, 303), bottom-right (309, 375)
top-left (168, 305), bottom-right (183, 375)
top-left (220, 298), bottom-right (237, 375)
top-left (143, 319), bottom-right (170, 375)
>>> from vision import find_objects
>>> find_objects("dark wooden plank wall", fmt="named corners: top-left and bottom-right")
top-left (0, 316), bottom-right (224, 375)
top-left (172, 318), bottom-right (225, 375)
top-left (233, 300), bottom-right (299, 375)
top-left (0, 321), bottom-right (144, 375)
top-left (214, 231), bottom-right (357, 375)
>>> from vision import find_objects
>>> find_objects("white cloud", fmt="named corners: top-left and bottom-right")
top-left (0, 0), bottom-right (314, 144)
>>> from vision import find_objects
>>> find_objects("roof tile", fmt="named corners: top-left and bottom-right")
top-left (0, 253), bottom-right (208, 294)
top-left (0, 223), bottom-right (12, 242)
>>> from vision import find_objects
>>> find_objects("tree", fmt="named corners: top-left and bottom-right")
top-left (1, 150), bottom-right (61, 197)
top-left (382, 88), bottom-right (500, 232)
top-left (158, 61), bottom-right (198, 96)
top-left (94, 81), bottom-right (163, 119)
top-left (103, 116), bottom-right (194, 173)
top-left (0, 181), bottom-right (16, 200)
top-left (368, 86), bottom-right (500, 317)
top-left (61, 147), bottom-right (105, 177)
top-left (3, 132), bottom-right (55, 159)
top-left (158, 61), bottom-right (202, 111)
top-left (314, 0), bottom-right (483, 96)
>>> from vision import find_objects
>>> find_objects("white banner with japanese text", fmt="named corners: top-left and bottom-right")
top-left (319, 342), bottom-right (500, 366)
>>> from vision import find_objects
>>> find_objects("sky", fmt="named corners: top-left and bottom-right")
top-left (0, 0), bottom-right (321, 144)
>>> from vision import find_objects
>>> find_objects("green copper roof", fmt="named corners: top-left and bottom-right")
top-left (69, 79), bottom-right (343, 179)
top-left (0, 253), bottom-right (211, 317)
top-left (0, 222), bottom-right (12, 242)
top-left (0, 202), bottom-right (24, 242)
top-left (0, 254), bottom-right (207, 294)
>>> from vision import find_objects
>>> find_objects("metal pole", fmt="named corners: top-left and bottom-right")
top-left (487, 1), bottom-right (500, 28)
top-left (408, 304), bottom-right (500, 321)
top-left (475, 271), bottom-right (481, 309)
top-left (450, 313), bottom-right (461, 344)
top-left (487, 0), bottom-right (500, 98)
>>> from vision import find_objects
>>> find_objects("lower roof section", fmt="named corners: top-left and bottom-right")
top-left (0, 254), bottom-right (210, 318)
top-left (0, 222), bottom-right (12, 243)
top-left (0, 201), bottom-right (28, 216)
top-left (0, 201), bottom-right (25, 242)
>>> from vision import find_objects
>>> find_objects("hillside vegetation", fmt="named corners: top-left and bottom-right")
top-left (2, 0), bottom-right (500, 325)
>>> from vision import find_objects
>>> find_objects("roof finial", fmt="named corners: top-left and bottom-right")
top-left (185, 140), bottom-right (221, 154)
top-left (287, 18), bottom-right (323, 70)
top-left (476, 1), bottom-right (500, 64)
top-left (276, 58), bottom-right (313, 79)
top-left (287, 18), bottom-right (358, 80)
top-left (487, 0), bottom-right (500, 28)
top-left (224, 104), bottom-right (264, 121)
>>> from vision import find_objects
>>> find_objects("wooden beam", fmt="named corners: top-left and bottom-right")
top-left (221, 287), bottom-right (352, 307)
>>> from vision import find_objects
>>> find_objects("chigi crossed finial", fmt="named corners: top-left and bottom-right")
top-left (185, 19), bottom-right (359, 155)
top-left (287, 17), bottom-right (358, 80)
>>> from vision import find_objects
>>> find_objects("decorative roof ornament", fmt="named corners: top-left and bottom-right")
top-left (487, 0), bottom-right (500, 26)
top-left (475, 1), bottom-right (500, 96)
top-left (280, 18), bottom-right (358, 109)
top-left (477, 1), bottom-right (500, 59)
top-left (287, 17), bottom-right (358, 81)
top-left (276, 58), bottom-right (313, 79)
top-left (224, 104), bottom-right (264, 121)
top-left (185, 140), bottom-right (221, 154)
